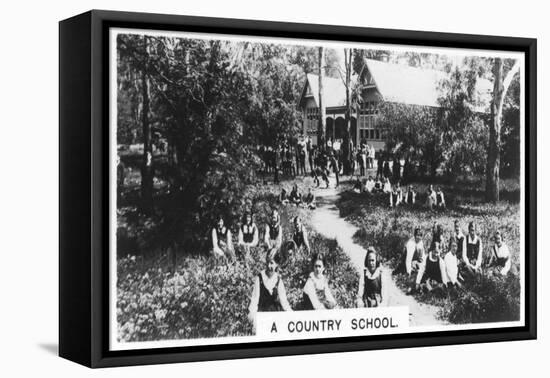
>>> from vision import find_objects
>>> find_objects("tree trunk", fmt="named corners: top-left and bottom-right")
top-left (140, 36), bottom-right (154, 214)
top-left (342, 49), bottom-right (352, 175)
top-left (486, 59), bottom-right (504, 202)
top-left (317, 47), bottom-right (326, 151)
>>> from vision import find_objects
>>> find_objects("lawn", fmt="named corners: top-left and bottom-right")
top-left (116, 176), bottom-right (358, 342)
top-left (335, 176), bottom-right (522, 324)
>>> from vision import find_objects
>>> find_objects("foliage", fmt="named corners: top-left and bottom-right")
top-left (500, 75), bottom-right (521, 177)
top-left (437, 66), bottom-right (490, 176)
top-left (117, 179), bottom-right (358, 342)
top-left (336, 178), bottom-right (521, 324)
top-left (377, 102), bottom-right (442, 176)
top-left (117, 35), bottom-right (317, 251)
top-left (444, 273), bottom-right (520, 323)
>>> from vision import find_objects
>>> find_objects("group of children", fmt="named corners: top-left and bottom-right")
top-left (353, 176), bottom-right (446, 210)
top-left (212, 187), bottom-right (512, 325)
top-left (247, 239), bottom-right (387, 324)
top-left (279, 184), bottom-right (317, 209)
top-left (211, 209), bottom-right (312, 265)
top-left (396, 220), bottom-right (512, 294)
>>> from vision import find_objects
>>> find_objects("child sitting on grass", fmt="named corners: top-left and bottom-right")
top-left (248, 250), bottom-right (293, 324)
top-left (389, 184), bottom-right (402, 207)
top-left (211, 215), bottom-right (235, 261)
top-left (365, 176), bottom-right (375, 193)
top-left (303, 188), bottom-right (316, 210)
top-left (289, 184), bottom-right (302, 206)
top-left (443, 237), bottom-right (461, 288)
top-left (425, 185), bottom-right (437, 209)
top-left (403, 185), bottom-right (416, 205)
top-left (279, 187), bottom-right (289, 205)
top-left (394, 227), bottom-right (425, 278)
top-left (413, 240), bottom-right (446, 293)
top-left (353, 177), bottom-right (362, 193)
top-left (264, 209), bottom-right (282, 253)
top-left (237, 211), bottom-right (259, 265)
top-left (460, 221), bottom-right (483, 280)
top-left (357, 247), bottom-right (387, 307)
top-left (302, 254), bottom-right (338, 310)
top-left (435, 186), bottom-right (446, 209)
top-left (486, 230), bottom-right (511, 276)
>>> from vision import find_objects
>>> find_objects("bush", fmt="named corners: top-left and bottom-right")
top-left (117, 178), bottom-right (358, 342)
top-left (335, 181), bottom-right (521, 324)
top-left (444, 273), bottom-right (521, 324)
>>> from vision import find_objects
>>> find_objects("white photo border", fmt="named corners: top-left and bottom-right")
top-left (109, 27), bottom-right (526, 351)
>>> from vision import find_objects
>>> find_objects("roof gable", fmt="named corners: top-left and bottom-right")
top-left (301, 73), bottom-right (357, 109)
top-left (364, 59), bottom-right (446, 107)
top-left (364, 59), bottom-right (492, 111)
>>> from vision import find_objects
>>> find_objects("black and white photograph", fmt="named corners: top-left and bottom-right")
top-left (109, 27), bottom-right (526, 350)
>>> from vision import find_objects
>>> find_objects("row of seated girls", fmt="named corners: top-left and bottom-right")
top-left (394, 221), bottom-right (512, 294)
top-left (353, 177), bottom-right (446, 209)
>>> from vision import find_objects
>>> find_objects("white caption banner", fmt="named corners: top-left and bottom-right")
top-left (256, 306), bottom-right (409, 340)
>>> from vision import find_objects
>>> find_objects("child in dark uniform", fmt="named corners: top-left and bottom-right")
top-left (248, 250), bottom-right (292, 324)
top-left (356, 247), bottom-right (386, 307)
top-left (237, 211), bottom-right (259, 264)
top-left (211, 215), bottom-right (235, 261)
top-left (415, 241), bottom-right (446, 292)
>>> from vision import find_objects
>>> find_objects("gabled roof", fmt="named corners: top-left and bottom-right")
top-left (300, 73), bottom-right (357, 109)
top-left (299, 60), bottom-right (493, 112)
top-left (364, 59), bottom-right (446, 107)
top-left (364, 59), bottom-right (492, 111)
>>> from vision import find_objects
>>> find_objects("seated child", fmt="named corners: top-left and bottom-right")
top-left (486, 230), bottom-right (511, 276)
top-left (303, 188), bottom-right (316, 209)
top-left (403, 185), bottom-right (416, 205)
top-left (365, 176), bottom-right (375, 193)
top-left (289, 184), bottom-right (302, 206)
top-left (279, 187), bottom-right (289, 205)
top-left (435, 186), bottom-right (446, 209)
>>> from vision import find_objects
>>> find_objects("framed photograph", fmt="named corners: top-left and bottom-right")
top-left (59, 10), bottom-right (537, 368)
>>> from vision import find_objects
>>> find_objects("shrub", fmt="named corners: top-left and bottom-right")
top-left (335, 181), bottom-right (521, 324)
top-left (117, 178), bottom-right (358, 342)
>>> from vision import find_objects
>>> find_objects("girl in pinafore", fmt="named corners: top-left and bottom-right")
top-left (356, 247), bottom-right (387, 308)
top-left (302, 254), bottom-right (337, 310)
top-left (237, 211), bottom-right (259, 263)
top-left (486, 230), bottom-right (511, 276)
top-left (211, 215), bottom-right (235, 261)
top-left (248, 250), bottom-right (292, 323)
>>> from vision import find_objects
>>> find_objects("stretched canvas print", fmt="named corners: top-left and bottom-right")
top-left (59, 10), bottom-right (536, 367)
top-left (110, 28), bottom-right (526, 350)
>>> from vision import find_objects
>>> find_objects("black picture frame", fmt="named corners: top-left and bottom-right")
top-left (59, 9), bottom-right (537, 368)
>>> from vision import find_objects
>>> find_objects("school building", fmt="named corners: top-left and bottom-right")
top-left (298, 58), bottom-right (491, 151)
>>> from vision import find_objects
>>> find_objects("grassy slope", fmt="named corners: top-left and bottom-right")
top-left (335, 177), bottom-right (521, 324)
top-left (117, 176), bottom-right (357, 342)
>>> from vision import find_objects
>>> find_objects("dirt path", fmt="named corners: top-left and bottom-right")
top-left (310, 185), bottom-right (444, 327)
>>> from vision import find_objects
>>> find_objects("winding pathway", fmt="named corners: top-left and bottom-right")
top-left (310, 185), bottom-right (444, 327)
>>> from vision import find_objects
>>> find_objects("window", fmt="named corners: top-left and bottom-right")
top-left (305, 108), bottom-right (318, 133)
top-left (358, 113), bottom-right (383, 141)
